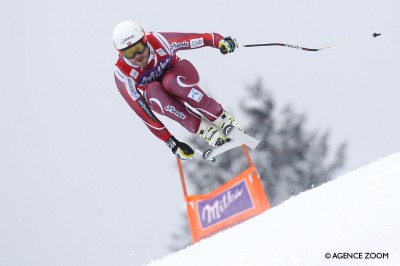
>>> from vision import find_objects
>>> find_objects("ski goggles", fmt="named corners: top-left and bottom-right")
top-left (121, 38), bottom-right (147, 59)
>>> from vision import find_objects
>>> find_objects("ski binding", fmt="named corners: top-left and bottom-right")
top-left (202, 125), bottom-right (260, 162)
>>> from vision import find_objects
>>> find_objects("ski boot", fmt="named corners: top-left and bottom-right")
top-left (197, 120), bottom-right (229, 147)
top-left (213, 110), bottom-right (243, 135)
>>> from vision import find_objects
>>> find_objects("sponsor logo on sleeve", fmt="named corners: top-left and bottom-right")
top-left (137, 99), bottom-right (156, 121)
top-left (164, 105), bottom-right (186, 119)
top-left (156, 48), bottom-right (167, 56)
top-left (190, 37), bottom-right (204, 48)
top-left (126, 77), bottom-right (140, 100)
top-left (130, 68), bottom-right (139, 79)
top-left (170, 41), bottom-right (189, 51)
top-left (188, 88), bottom-right (203, 102)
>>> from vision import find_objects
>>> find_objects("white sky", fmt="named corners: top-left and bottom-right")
top-left (1, 0), bottom-right (399, 265)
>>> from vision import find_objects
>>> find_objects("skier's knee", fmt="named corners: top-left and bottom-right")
top-left (183, 118), bottom-right (201, 134)
top-left (162, 60), bottom-right (200, 93)
top-left (145, 81), bottom-right (164, 97)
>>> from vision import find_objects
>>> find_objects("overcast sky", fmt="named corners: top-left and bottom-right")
top-left (1, 0), bottom-right (399, 265)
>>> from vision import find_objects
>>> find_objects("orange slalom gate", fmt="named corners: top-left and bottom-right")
top-left (177, 145), bottom-right (270, 243)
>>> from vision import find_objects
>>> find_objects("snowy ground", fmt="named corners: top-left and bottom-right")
top-left (145, 153), bottom-right (400, 266)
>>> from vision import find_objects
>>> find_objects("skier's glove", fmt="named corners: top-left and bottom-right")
top-left (165, 136), bottom-right (194, 160)
top-left (219, 36), bottom-right (238, 55)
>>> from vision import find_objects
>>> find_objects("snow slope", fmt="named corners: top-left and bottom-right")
top-left (146, 153), bottom-right (400, 266)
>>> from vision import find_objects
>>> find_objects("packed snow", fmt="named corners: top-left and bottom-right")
top-left (146, 153), bottom-right (400, 266)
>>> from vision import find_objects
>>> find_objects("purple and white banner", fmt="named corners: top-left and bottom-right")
top-left (197, 180), bottom-right (254, 229)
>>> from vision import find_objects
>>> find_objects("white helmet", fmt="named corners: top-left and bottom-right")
top-left (113, 20), bottom-right (145, 50)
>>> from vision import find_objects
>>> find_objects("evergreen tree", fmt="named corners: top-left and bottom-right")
top-left (169, 79), bottom-right (347, 250)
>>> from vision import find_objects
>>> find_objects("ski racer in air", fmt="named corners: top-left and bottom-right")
top-left (113, 20), bottom-right (242, 160)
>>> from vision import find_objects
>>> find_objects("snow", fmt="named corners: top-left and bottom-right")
top-left (145, 153), bottom-right (400, 266)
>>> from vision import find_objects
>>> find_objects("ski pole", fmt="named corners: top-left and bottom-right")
top-left (242, 33), bottom-right (381, 52)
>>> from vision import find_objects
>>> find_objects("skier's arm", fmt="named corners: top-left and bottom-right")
top-left (114, 70), bottom-right (194, 159)
top-left (157, 32), bottom-right (224, 52)
top-left (157, 32), bottom-right (238, 55)
top-left (114, 71), bottom-right (172, 142)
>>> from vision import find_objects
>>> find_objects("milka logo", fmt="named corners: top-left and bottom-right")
top-left (164, 105), bottom-right (186, 119)
top-left (140, 57), bottom-right (172, 84)
top-left (201, 188), bottom-right (244, 224)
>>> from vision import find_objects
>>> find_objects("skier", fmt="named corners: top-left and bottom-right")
top-left (113, 20), bottom-right (242, 160)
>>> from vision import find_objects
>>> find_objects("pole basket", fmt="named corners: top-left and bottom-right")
top-left (176, 145), bottom-right (270, 243)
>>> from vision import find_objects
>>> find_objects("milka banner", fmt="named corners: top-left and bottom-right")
top-left (185, 166), bottom-right (270, 243)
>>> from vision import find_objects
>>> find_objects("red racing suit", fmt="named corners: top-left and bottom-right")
top-left (114, 32), bottom-right (225, 142)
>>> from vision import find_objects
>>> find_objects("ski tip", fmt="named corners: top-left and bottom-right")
top-left (203, 149), bottom-right (211, 160)
top-left (202, 149), bottom-right (216, 162)
top-left (372, 33), bottom-right (381, 38)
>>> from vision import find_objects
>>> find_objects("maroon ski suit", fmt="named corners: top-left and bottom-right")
top-left (114, 32), bottom-right (225, 142)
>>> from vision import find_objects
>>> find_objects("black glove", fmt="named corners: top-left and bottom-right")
top-left (165, 136), bottom-right (194, 160)
top-left (219, 36), bottom-right (238, 54)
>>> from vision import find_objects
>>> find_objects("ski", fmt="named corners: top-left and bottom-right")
top-left (202, 138), bottom-right (243, 161)
top-left (202, 125), bottom-right (260, 161)
top-left (223, 125), bottom-right (260, 150)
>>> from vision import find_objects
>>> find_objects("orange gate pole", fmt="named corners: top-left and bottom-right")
top-left (242, 144), bottom-right (254, 167)
top-left (176, 157), bottom-right (188, 199)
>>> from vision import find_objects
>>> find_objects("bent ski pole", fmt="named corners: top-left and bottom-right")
top-left (243, 33), bottom-right (381, 52)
